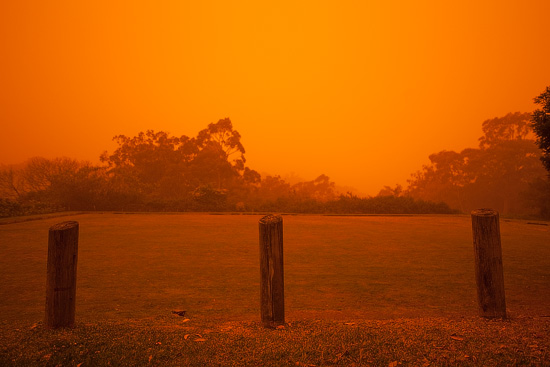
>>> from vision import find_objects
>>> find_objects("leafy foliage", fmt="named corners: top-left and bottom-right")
top-left (531, 86), bottom-right (550, 173)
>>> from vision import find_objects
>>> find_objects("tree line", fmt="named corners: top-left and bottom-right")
top-left (1, 87), bottom-right (549, 218)
top-left (400, 87), bottom-right (550, 218)
top-left (402, 112), bottom-right (549, 217)
top-left (0, 118), bottom-right (455, 217)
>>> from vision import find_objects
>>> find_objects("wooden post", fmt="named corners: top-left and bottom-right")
top-left (259, 214), bottom-right (284, 328)
top-left (471, 209), bottom-right (506, 318)
top-left (45, 221), bottom-right (79, 328)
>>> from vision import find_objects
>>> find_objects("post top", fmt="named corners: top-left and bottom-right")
top-left (471, 208), bottom-right (499, 217)
top-left (49, 221), bottom-right (79, 231)
top-left (259, 214), bottom-right (283, 224)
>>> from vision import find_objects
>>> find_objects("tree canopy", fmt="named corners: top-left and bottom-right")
top-left (531, 86), bottom-right (550, 173)
top-left (406, 112), bottom-right (548, 216)
top-left (3, 113), bottom-right (547, 218)
top-left (0, 118), bottom-right (458, 216)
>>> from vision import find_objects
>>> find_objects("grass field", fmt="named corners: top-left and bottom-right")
top-left (1, 213), bottom-right (549, 366)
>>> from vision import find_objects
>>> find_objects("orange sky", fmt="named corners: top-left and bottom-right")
top-left (1, 0), bottom-right (549, 195)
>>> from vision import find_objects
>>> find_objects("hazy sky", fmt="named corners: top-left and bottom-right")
top-left (1, 1), bottom-right (549, 195)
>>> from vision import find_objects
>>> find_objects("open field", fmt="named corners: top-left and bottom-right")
top-left (1, 213), bottom-right (549, 322)
top-left (0, 213), bottom-right (549, 365)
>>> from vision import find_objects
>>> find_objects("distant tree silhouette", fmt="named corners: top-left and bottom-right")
top-left (0, 166), bottom-right (24, 200)
top-left (377, 184), bottom-right (403, 197)
top-left (479, 112), bottom-right (534, 149)
top-left (196, 118), bottom-right (246, 168)
top-left (291, 174), bottom-right (336, 202)
top-left (100, 130), bottom-right (193, 196)
top-left (0, 118), bottom-right (482, 216)
top-left (406, 112), bottom-right (547, 215)
top-left (98, 119), bottom-right (259, 209)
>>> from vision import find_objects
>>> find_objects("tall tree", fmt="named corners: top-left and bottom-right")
top-left (0, 165), bottom-right (25, 200)
top-left (406, 113), bottom-right (546, 215)
top-left (193, 118), bottom-right (247, 189)
top-left (531, 86), bottom-right (550, 173)
top-left (479, 112), bottom-right (534, 148)
top-left (196, 118), bottom-right (246, 169)
top-left (23, 157), bottom-right (82, 194)
top-left (99, 119), bottom-right (253, 208)
top-left (291, 174), bottom-right (336, 202)
top-left (100, 130), bottom-right (192, 184)
top-left (100, 130), bottom-right (197, 199)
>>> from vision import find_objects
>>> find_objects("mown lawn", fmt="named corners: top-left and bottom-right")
top-left (0, 213), bottom-right (549, 365)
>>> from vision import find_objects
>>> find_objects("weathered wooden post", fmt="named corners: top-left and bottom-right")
top-left (45, 221), bottom-right (79, 328)
top-left (471, 209), bottom-right (506, 318)
top-left (259, 214), bottom-right (284, 328)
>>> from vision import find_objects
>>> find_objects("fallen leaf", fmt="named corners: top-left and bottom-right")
top-left (450, 335), bottom-right (464, 341)
top-left (276, 325), bottom-right (285, 330)
top-left (389, 361), bottom-right (398, 367)
top-left (194, 338), bottom-right (207, 342)
top-left (77, 363), bottom-right (83, 367)
top-left (182, 318), bottom-right (190, 323)
top-left (336, 350), bottom-right (349, 359)
top-left (148, 355), bottom-right (152, 363)
top-left (344, 322), bottom-right (356, 326)
top-left (185, 334), bottom-right (205, 341)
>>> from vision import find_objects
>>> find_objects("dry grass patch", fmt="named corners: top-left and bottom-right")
top-left (1, 316), bottom-right (549, 366)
